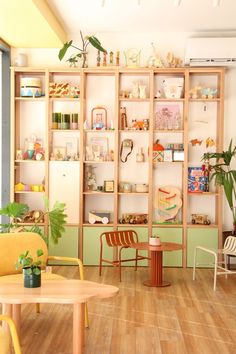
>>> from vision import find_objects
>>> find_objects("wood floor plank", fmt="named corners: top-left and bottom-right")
top-left (1, 266), bottom-right (236, 353)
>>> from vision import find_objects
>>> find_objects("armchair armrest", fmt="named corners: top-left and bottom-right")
top-left (47, 256), bottom-right (85, 280)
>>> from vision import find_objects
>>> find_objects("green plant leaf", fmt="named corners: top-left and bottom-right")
top-left (48, 202), bottom-right (67, 244)
top-left (33, 268), bottom-right (41, 275)
top-left (0, 202), bottom-right (29, 219)
top-left (37, 249), bottom-right (43, 257)
top-left (58, 40), bottom-right (73, 61)
top-left (87, 36), bottom-right (107, 53)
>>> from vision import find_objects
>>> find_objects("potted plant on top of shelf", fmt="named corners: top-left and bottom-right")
top-left (0, 198), bottom-right (67, 245)
top-left (58, 30), bottom-right (107, 68)
top-left (16, 248), bottom-right (44, 288)
top-left (203, 139), bottom-right (236, 235)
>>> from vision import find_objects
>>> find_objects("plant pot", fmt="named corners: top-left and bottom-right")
top-left (149, 237), bottom-right (161, 246)
top-left (23, 268), bottom-right (41, 288)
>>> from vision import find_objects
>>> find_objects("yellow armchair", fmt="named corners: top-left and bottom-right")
top-left (0, 315), bottom-right (21, 354)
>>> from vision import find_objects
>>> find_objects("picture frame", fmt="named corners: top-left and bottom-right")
top-left (53, 146), bottom-right (66, 160)
top-left (104, 180), bottom-right (114, 192)
top-left (90, 136), bottom-right (109, 161)
top-left (91, 106), bottom-right (107, 130)
top-left (65, 137), bottom-right (78, 157)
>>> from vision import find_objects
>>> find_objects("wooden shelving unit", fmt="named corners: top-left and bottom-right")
top-left (10, 66), bottom-right (225, 267)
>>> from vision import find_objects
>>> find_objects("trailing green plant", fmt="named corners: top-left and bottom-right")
top-left (0, 198), bottom-right (67, 245)
top-left (58, 30), bottom-right (107, 68)
top-left (203, 139), bottom-right (236, 233)
top-left (16, 249), bottom-right (43, 275)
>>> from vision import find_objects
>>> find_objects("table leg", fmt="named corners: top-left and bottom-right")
top-left (143, 251), bottom-right (170, 287)
top-left (73, 303), bottom-right (85, 354)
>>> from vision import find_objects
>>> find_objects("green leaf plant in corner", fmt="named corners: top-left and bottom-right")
top-left (58, 30), bottom-right (107, 68)
top-left (0, 198), bottom-right (67, 245)
top-left (203, 139), bottom-right (236, 235)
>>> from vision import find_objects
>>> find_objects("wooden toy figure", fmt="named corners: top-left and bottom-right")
top-left (97, 50), bottom-right (101, 66)
top-left (109, 51), bottom-right (114, 65)
top-left (102, 52), bottom-right (107, 66)
top-left (116, 51), bottom-right (120, 66)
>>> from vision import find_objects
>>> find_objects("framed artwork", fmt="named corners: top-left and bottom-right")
top-left (90, 136), bottom-right (109, 154)
top-left (104, 180), bottom-right (114, 192)
top-left (91, 106), bottom-right (107, 130)
top-left (66, 137), bottom-right (78, 157)
top-left (155, 104), bottom-right (182, 130)
top-left (53, 146), bottom-right (66, 160)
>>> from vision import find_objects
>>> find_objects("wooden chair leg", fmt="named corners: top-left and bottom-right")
top-left (135, 250), bottom-right (138, 271)
top-left (36, 303), bottom-right (40, 313)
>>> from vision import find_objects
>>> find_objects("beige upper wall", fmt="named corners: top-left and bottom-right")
top-left (0, 0), bottom-right (66, 47)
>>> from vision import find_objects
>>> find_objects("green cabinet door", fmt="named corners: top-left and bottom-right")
top-left (118, 227), bottom-right (148, 266)
top-left (187, 228), bottom-right (218, 267)
top-left (48, 226), bottom-right (79, 265)
top-left (83, 226), bottom-right (114, 265)
top-left (152, 227), bottom-right (183, 267)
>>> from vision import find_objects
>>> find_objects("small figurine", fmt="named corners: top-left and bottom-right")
top-left (206, 137), bottom-right (216, 148)
top-left (97, 50), bottom-right (101, 67)
top-left (102, 52), bottom-right (107, 66)
top-left (190, 139), bottom-right (203, 146)
top-left (116, 51), bottom-right (120, 66)
top-left (166, 52), bottom-right (183, 68)
top-left (109, 51), bottom-right (114, 65)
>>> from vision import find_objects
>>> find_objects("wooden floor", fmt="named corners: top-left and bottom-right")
top-left (6, 266), bottom-right (236, 354)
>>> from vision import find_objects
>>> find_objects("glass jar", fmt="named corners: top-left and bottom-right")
top-left (52, 112), bottom-right (58, 129)
top-left (71, 113), bottom-right (79, 130)
top-left (61, 114), bottom-right (70, 129)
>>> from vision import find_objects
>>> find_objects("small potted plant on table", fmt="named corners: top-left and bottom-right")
top-left (149, 235), bottom-right (161, 246)
top-left (16, 249), bottom-right (44, 288)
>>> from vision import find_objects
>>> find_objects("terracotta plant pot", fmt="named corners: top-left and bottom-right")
top-left (23, 268), bottom-right (41, 288)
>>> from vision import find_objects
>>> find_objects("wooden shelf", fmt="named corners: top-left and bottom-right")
top-left (51, 129), bottom-right (80, 132)
top-left (83, 161), bottom-right (114, 164)
top-left (117, 223), bottom-right (148, 228)
top-left (188, 192), bottom-right (219, 196)
top-left (49, 97), bottom-right (80, 101)
top-left (118, 192), bottom-right (149, 195)
top-left (119, 98), bottom-right (150, 102)
top-left (15, 97), bottom-right (45, 101)
top-left (154, 98), bottom-right (185, 102)
top-left (83, 191), bottom-right (114, 195)
top-left (83, 223), bottom-right (114, 227)
top-left (11, 66), bottom-right (225, 268)
top-left (153, 129), bottom-right (184, 133)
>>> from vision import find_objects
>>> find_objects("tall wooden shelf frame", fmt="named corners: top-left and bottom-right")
top-left (10, 66), bottom-right (225, 267)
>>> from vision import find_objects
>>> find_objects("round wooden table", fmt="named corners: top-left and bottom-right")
top-left (131, 242), bottom-right (183, 287)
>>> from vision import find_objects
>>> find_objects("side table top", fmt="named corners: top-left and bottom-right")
top-left (131, 241), bottom-right (183, 252)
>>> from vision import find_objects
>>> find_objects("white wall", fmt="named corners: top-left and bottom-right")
top-left (11, 31), bottom-right (236, 230)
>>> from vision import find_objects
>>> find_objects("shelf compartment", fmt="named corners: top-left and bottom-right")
top-left (118, 192), bottom-right (149, 195)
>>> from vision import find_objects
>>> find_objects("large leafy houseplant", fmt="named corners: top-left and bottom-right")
top-left (203, 139), bottom-right (236, 235)
top-left (0, 199), bottom-right (67, 245)
top-left (58, 30), bottom-right (107, 68)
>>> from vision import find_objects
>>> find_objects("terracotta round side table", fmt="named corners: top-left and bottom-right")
top-left (131, 242), bottom-right (183, 287)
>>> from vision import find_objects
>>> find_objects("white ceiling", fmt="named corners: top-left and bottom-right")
top-left (48, 0), bottom-right (236, 35)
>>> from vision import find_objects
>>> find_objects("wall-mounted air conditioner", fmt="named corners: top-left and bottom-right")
top-left (185, 37), bottom-right (236, 66)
